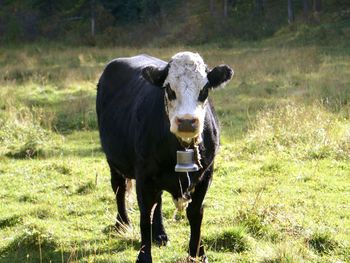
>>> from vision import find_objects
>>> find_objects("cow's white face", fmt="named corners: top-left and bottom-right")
top-left (142, 51), bottom-right (233, 143)
top-left (164, 52), bottom-right (208, 142)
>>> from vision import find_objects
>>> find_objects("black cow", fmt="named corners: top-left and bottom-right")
top-left (96, 52), bottom-right (233, 262)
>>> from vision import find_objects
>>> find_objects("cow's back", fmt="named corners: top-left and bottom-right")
top-left (96, 55), bottom-right (167, 177)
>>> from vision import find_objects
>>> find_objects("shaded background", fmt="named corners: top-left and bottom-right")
top-left (1, 0), bottom-right (349, 46)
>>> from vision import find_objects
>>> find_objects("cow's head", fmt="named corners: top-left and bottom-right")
top-left (142, 51), bottom-right (233, 143)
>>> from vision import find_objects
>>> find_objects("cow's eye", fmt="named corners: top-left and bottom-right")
top-left (198, 86), bottom-right (208, 102)
top-left (165, 84), bottom-right (176, 101)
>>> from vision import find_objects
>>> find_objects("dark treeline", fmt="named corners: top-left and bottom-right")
top-left (0, 0), bottom-right (349, 45)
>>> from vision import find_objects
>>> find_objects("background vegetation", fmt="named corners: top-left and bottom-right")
top-left (1, 0), bottom-right (349, 45)
top-left (1, 1), bottom-right (350, 262)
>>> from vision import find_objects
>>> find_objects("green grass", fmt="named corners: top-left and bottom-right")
top-left (1, 41), bottom-right (350, 262)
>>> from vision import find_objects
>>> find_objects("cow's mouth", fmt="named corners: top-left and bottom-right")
top-left (175, 131), bottom-right (199, 142)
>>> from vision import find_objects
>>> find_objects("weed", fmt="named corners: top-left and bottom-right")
top-left (31, 207), bottom-right (56, 220)
top-left (235, 210), bottom-right (279, 242)
top-left (0, 215), bottom-right (22, 229)
top-left (306, 231), bottom-right (338, 254)
top-left (18, 194), bottom-right (38, 203)
top-left (204, 226), bottom-right (251, 253)
top-left (76, 181), bottom-right (96, 194)
top-left (46, 163), bottom-right (71, 175)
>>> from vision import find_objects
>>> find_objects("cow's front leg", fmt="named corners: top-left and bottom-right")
top-left (186, 169), bottom-right (212, 262)
top-left (152, 192), bottom-right (168, 246)
top-left (136, 178), bottom-right (158, 263)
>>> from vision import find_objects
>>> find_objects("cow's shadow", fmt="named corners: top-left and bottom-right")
top-left (0, 225), bottom-right (140, 263)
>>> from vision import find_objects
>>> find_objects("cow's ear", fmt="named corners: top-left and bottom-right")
top-left (207, 65), bottom-right (234, 88)
top-left (142, 65), bottom-right (169, 87)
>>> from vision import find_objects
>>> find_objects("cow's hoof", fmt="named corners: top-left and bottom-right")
top-left (187, 255), bottom-right (208, 263)
top-left (152, 233), bottom-right (168, 246)
top-left (136, 251), bottom-right (152, 263)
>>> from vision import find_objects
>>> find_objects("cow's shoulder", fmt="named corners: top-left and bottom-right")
top-left (105, 54), bottom-right (166, 72)
top-left (99, 55), bottom-right (166, 88)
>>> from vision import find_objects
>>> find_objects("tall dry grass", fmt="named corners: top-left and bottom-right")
top-left (0, 106), bottom-right (60, 158)
top-left (243, 102), bottom-right (350, 160)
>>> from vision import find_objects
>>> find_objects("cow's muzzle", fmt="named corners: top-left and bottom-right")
top-left (175, 117), bottom-right (199, 133)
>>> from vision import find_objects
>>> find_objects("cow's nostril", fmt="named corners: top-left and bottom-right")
top-left (175, 117), bottom-right (183, 125)
top-left (176, 117), bottom-right (199, 132)
top-left (191, 118), bottom-right (199, 126)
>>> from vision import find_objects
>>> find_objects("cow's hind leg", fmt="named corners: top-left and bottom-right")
top-left (152, 192), bottom-right (168, 246)
top-left (108, 161), bottom-right (131, 229)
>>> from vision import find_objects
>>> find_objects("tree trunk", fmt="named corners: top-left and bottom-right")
top-left (90, 0), bottom-right (95, 37)
top-left (288, 0), bottom-right (294, 24)
top-left (256, 0), bottom-right (264, 15)
top-left (303, 0), bottom-right (310, 16)
top-left (223, 0), bottom-right (228, 17)
top-left (210, 0), bottom-right (215, 16)
top-left (314, 0), bottom-right (321, 12)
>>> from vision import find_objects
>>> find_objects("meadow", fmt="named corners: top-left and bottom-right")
top-left (1, 41), bottom-right (350, 262)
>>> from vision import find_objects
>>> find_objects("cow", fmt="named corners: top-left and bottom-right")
top-left (96, 51), bottom-right (233, 263)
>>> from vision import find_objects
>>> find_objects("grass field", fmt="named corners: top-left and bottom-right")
top-left (1, 42), bottom-right (350, 262)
